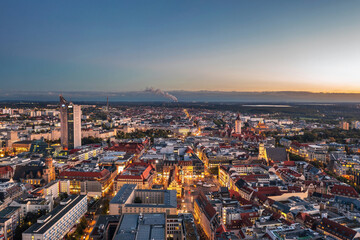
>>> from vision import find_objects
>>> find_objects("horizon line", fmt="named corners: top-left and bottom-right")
top-left (2, 90), bottom-right (360, 94)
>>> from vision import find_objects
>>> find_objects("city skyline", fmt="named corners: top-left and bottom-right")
top-left (2, 89), bottom-right (360, 102)
top-left (1, 1), bottom-right (360, 94)
top-left (2, 2), bottom-right (360, 239)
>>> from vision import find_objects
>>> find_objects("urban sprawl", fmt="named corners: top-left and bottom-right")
top-left (0, 98), bottom-right (360, 240)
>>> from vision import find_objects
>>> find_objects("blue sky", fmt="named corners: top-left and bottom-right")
top-left (1, 1), bottom-right (360, 93)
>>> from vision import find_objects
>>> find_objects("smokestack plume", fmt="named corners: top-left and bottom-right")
top-left (145, 87), bottom-right (178, 102)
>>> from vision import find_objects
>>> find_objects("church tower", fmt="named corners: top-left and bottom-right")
top-left (43, 156), bottom-right (56, 183)
top-left (235, 114), bottom-right (242, 134)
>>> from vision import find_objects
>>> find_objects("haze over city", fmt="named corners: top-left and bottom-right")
top-left (1, 0), bottom-right (360, 99)
top-left (2, 2), bottom-right (360, 240)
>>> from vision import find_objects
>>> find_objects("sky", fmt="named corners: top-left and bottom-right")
top-left (1, 1), bottom-right (360, 94)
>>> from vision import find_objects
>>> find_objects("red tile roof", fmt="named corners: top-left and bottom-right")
top-left (330, 184), bottom-right (359, 198)
top-left (115, 162), bottom-right (154, 181)
top-left (287, 186), bottom-right (302, 192)
top-left (178, 161), bottom-right (192, 166)
top-left (256, 186), bottom-right (282, 196)
top-left (105, 143), bottom-right (144, 154)
top-left (196, 192), bottom-right (217, 221)
top-left (318, 218), bottom-right (358, 240)
top-left (0, 166), bottom-right (13, 175)
top-left (283, 161), bottom-right (296, 167)
top-left (59, 169), bottom-right (110, 180)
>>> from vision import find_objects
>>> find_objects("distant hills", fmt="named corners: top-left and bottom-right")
top-left (0, 90), bottom-right (360, 102)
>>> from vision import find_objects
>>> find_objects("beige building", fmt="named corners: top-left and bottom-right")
top-left (82, 129), bottom-right (117, 139)
top-left (109, 184), bottom-right (177, 216)
top-left (30, 129), bottom-right (61, 141)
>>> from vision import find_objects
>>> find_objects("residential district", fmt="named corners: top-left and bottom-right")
top-left (0, 98), bottom-right (359, 240)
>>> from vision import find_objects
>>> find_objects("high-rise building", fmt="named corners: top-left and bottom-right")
top-left (339, 121), bottom-right (350, 131)
top-left (60, 95), bottom-right (81, 150)
top-left (235, 114), bottom-right (242, 134)
top-left (351, 120), bottom-right (360, 130)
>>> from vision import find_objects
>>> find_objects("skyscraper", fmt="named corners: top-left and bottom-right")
top-left (60, 95), bottom-right (81, 150)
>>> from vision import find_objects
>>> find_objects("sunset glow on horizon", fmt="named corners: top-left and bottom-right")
top-left (1, 0), bottom-right (360, 93)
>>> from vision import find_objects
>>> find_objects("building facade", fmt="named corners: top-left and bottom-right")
top-left (22, 195), bottom-right (87, 240)
top-left (60, 95), bottom-right (81, 150)
top-left (235, 114), bottom-right (242, 134)
top-left (109, 184), bottom-right (177, 216)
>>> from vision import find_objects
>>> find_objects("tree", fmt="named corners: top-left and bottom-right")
top-left (75, 224), bottom-right (84, 235)
top-left (82, 137), bottom-right (103, 145)
top-left (101, 199), bottom-right (110, 214)
top-left (14, 210), bottom-right (48, 239)
top-left (80, 217), bottom-right (87, 229)
top-left (60, 192), bottom-right (69, 200)
top-left (289, 153), bottom-right (305, 161)
top-left (134, 197), bottom-right (142, 203)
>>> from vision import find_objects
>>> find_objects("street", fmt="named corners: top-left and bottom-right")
top-left (181, 175), bottom-right (220, 213)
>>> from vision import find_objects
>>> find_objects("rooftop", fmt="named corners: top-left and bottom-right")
top-left (110, 184), bottom-right (137, 204)
top-left (24, 195), bottom-right (87, 234)
top-left (114, 213), bottom-right (165, 240)
top-left (0, 206), bottom-right (20, 218)
top-left (110, 184), bottom-right (177, 208)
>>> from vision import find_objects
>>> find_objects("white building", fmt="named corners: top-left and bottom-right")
top-left (22, 195), bottom-right (87, 240)
top-left (10, 197), bottom-right (52, 218)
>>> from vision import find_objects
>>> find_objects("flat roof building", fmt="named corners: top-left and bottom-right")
top-left (22, 195), bottom-right (87, 240)
top-left (89, 215), bottom-right (121, 240)
top-left (60, 95), bottom-right (81, 150)
top-left (110, 184), bottom-right (177, 216)
top-left (0, 206), bottom-right (20, 240)
top-left (113, 213), bottom-right (166, 240)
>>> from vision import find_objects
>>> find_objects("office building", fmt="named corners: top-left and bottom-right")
top-left (113, 213), bottom-right (166, 240)
top-left (194, 192), bottom-right (220, 240)
top-left (114, 162), bottom-right (154, 191)
top-left (109, 184), bottom-right (177, 215)
top-left (340, 121), bottom-right (350, 131)
top-left (0, 206), bottom-right (20, 240)
top-left (60, 95), bottom-right (81, 150)
top-left (22, 195), bottom-right (87, 240)
top-left (9, 197), bottom-right (52, 218)
top-left (89, 215), bottom-right (121, 240)
top-left (166, 214), bottom-right (185, 240)
top-left (59, 163), bottom-right (116, 197)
